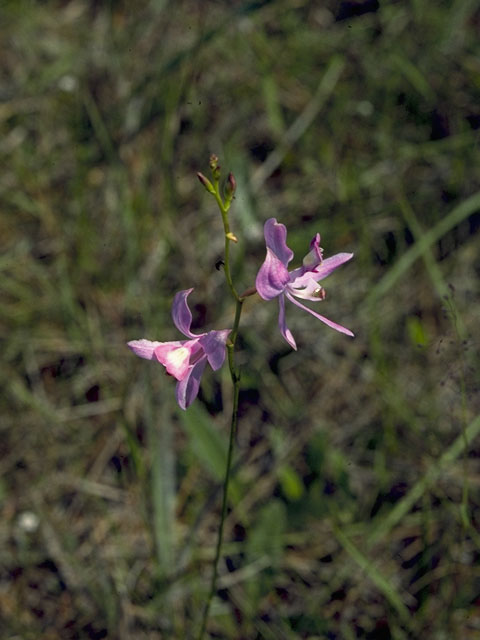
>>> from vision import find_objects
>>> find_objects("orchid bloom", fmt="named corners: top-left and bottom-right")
top-left (255, 218), bottom-right (354, 349)
top-left (128, 289), bottom-right (230, 409)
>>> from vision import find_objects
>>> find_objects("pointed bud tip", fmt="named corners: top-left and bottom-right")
top-left (226, 232), bottom-right (238, 243)
top-left (224, 172), bottom-right (237, 200)
top-left (197, 172), bottom-right (216, 194)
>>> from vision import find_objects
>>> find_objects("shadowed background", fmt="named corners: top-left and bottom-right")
top-left (1, 1), bottom-right (480, 638)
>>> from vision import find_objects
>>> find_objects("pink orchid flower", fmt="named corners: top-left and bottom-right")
top-left (255, 218), bottom-right (354, 349)
top-left (128, 289), bottom-right (230, 409)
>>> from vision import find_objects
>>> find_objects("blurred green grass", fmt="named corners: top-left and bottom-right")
top-left (1, 0), bottom-right (480, 638)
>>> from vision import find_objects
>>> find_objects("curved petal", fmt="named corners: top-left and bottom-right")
top-left (278, 294), bottom-right (297, 350)
top-left (172, 289), bottom-right (197, 338)
top-left (128, 339), bottom-right (169, 360)
top-left (199, 329), bottom-right (230, 371)
top-left (264, 218), bottom-right (294, 266)
top-left (309, 253), bottom-right (354, 282)
top-left (175, 357), bottom-right (207, 409)
top-left (285, 291), bottom-right (354, 337)
top-left (256, 248), bottom-right (291, 300)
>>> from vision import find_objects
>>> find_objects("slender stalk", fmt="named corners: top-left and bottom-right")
top-left (197, 169), bottom-right (244, 639)
top-left (197, 326), bottom-right (241, 640)
top-left (212, 187), bottom-right (242, 302)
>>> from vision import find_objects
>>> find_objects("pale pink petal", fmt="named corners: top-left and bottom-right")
top-left (172, 289), bottom-right (197, 338)
top-left (264, 218), bottom-right (294, 266)
top-left (285, 291), bottom-right (354, 337)
top-left (128, 339), bottom-right (167, 360)
top-left (278, 294), bottom-right (297, 350)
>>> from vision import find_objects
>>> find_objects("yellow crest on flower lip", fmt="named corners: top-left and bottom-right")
top-left (314, 287), bottom-right (326, 300)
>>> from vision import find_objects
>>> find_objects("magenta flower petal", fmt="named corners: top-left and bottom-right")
top-left (172, 289), bottom-right (196, 338)
top-left (199, 329), bottom-right (231, 371)
top-left (128, 339), bottom-right (165, 360)
top-left (285, 291), bottom-right (354, 337)
top-left (264, 218), bottom-right (294, 266)
top-left (176, 357), bottom-right (207, 409)
top-left (256, 248), bottom-right (291, 300)
top-left (278, 295), bottom-right (297, 350)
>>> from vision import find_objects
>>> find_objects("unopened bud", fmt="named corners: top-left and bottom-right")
top-left (197, 172), bottom-right (216, 194)
top-left (226, 232), bottom-right (238, 243)
top-left (224, 172), bottom-right (237, 202)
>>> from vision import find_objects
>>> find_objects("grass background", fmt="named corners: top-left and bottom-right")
top-left (1, 0), bottom-right (480, 638)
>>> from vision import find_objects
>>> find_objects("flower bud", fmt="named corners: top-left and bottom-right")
top-left (197, 172), bottom-right (216, 194)
top-left (226, 232), bottom-right (238, 243)
top-left (224, 172), bottom-right (236, 202)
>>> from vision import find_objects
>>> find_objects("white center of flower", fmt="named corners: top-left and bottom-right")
top-left (164, 347), bottom-right (190, 379)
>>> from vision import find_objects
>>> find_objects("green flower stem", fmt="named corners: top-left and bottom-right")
top-left (197, 308), bottom-right (242, 640)
top-left (197, 178), bottom-right (244, 640)
top-left (212, 187), bottom-right (241, 303)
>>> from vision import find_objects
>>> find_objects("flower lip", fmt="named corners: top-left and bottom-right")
top-left (154, 343), bottom-right (197, 380)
